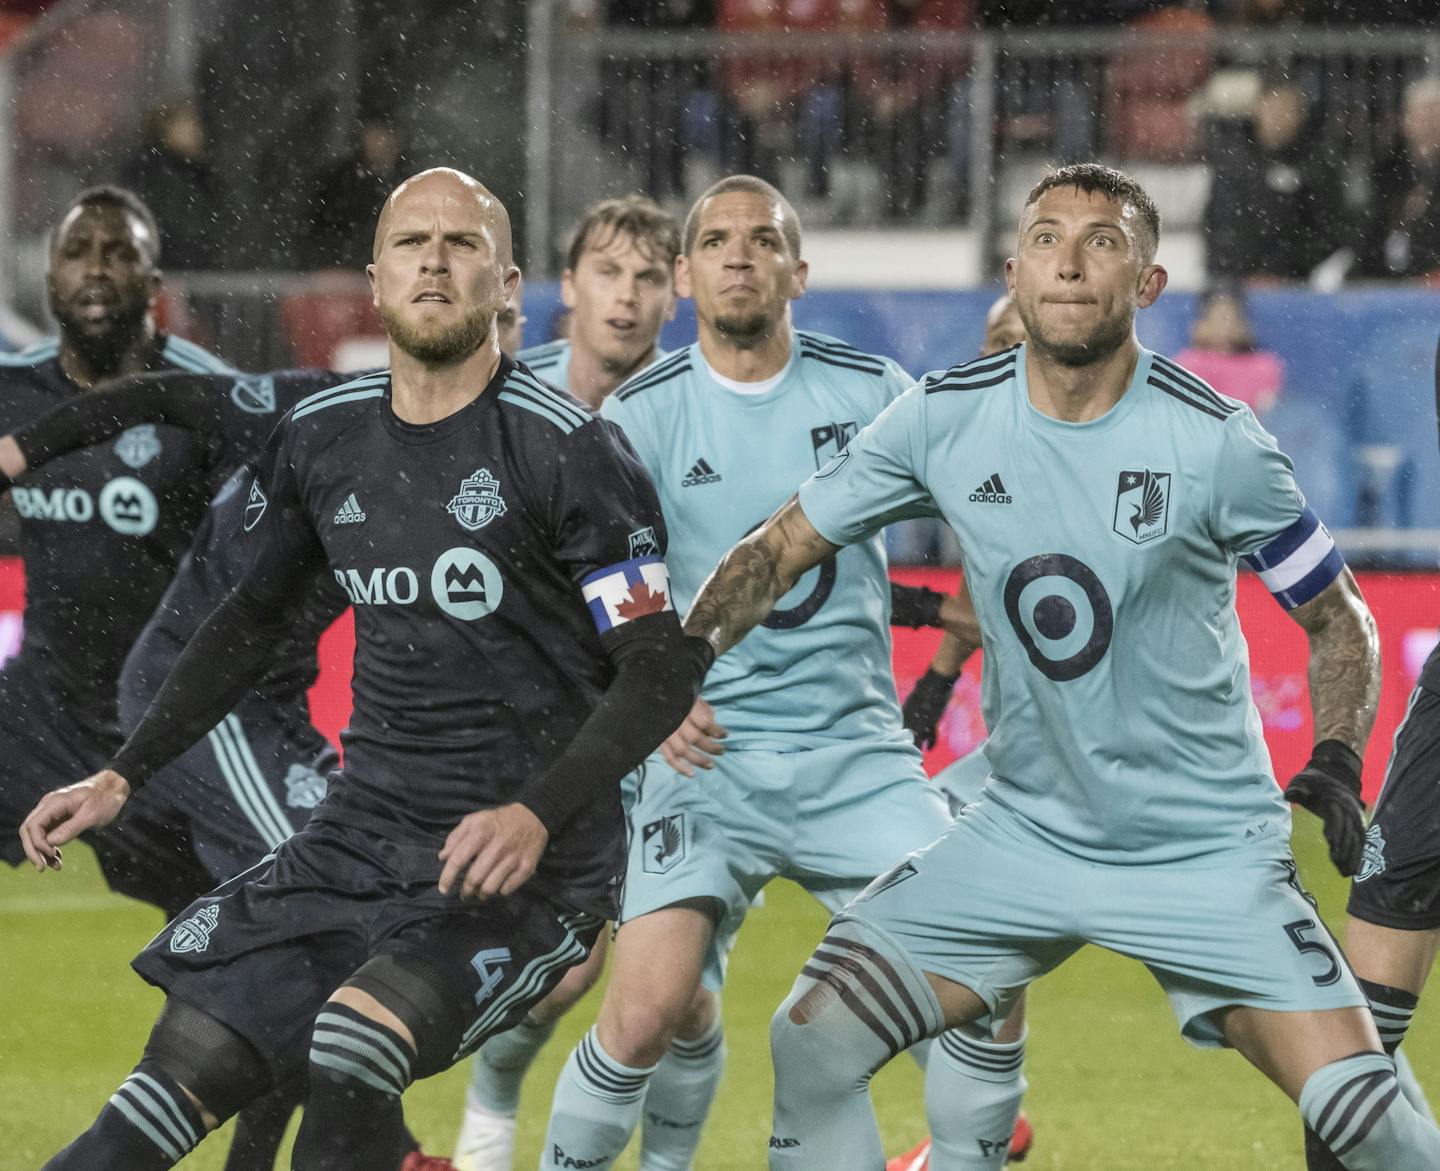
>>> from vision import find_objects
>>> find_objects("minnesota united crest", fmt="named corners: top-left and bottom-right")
top-left (170, 905), bottom-right (220, 954)
top-left (114, 424), bottom-right (162, 469)
top-left (642, 814), bottom-right (685, 875)
top-left (1356, 824), bottom-right (1387, 883)
top-left (446, 468), bottom-right (507, 532)
top-left (1113, 468), bottom-right (1172, 545)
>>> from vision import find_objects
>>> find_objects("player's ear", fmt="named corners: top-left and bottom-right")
top-left (366, 263), bottom-right (379, 310)
top-left (1003, 257), bottom-right (1018, 295)
top-left (790, 258), bottom-right (808, 299)
top-left (560, 268), bottom-right (577, 311)
top-left (674, 255), bottom-right (693, 301)
top-left (1137, 263), bottom-right (1167, 308)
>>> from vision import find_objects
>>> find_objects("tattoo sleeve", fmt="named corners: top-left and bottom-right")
top-left (683, 496), bottom-right (840, 658)
top-left (1288, 567), bottom-right (1381, 755)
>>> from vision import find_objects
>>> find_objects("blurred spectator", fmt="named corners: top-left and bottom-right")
top-left (853, 0), bottom-right (973, 220)
top-left (600, 0), bottom-right (714, 199)
top-left (1205, 77), bottom-right (1348, 281)
top-left (304, 116), bottom-right (408, 269)
top-left (716, 0), bottom-right (847, 193)
top-left (120, 98), bottom-right (215, 271)
top-left (1361, 77), bottom-right (1440, 280)
top-left (1176, 286), bottom-right (1284, 415)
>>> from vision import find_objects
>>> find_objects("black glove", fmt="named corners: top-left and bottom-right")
top-left (890, 583), bottom-right (946, 629)
top-left (1284, 739), bottom-right (1366, 877)
top-left (902, 668), bottom-right (959, 751)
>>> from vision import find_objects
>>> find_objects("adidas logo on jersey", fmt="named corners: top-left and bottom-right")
top-left (333, 493), bottom-right (367, 524)
top-left (681, 458), bottom-right (722, 487)
top-left (969, 473), bottom-right (1012, 504)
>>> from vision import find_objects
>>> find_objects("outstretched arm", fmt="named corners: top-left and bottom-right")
top-left (683, 495), bottom-right (840, 658)
top-left (1283, 568), bottom-right (1381, 876)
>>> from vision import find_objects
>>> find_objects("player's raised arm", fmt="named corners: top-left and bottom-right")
top-left (1282, 568), bottom-right (1381, 876)
top-left (683, 495), bottom-right (839, 660)
top-left (18, 425), bottom-right (327, 871)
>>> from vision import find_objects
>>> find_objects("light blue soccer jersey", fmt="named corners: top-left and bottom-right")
top-left (519, 339), bottom-right (670, 397)
top-left (518, 339), bottom-right (574, 390)
top-left (800, 343), bottom-right (1344, 862)
top-left (602, 330), bottom-right (916, 749)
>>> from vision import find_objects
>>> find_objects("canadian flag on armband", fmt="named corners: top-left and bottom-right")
top-left (581, 555), bottom-right (675, 634)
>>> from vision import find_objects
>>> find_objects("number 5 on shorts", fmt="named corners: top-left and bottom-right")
top-left (1285, 918), bottom-right (1342, 987)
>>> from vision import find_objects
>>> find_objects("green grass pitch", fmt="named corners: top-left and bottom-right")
top-left (2, 817), bottom-right (1434, 1169)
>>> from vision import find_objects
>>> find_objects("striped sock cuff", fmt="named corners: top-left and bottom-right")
top-left (804, 928), bottom-right (940, 1058)
top-left (937, 1028), bottom-right (1027, 1084)
top-left (1359, 978), bottom-right (1419, 1054)
top-left (109, 1066), bottom-right (205, 1164)
top-left (574, 1029), bottom-right (657, 1104)
top-left (669, 1015), bottom-right (724, 1063)
top-left (310, 1002), bottom-right (414, 1098)
top-left (1302, 1052), bottom-right (1400, 1160)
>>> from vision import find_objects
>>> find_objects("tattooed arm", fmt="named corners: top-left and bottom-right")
top-left (1289, 567), bottom-right (1380, 755)
top-left (684, 495), bottom-right (840, 658)
top-left (1283, 567), bottom-right (1380, 875)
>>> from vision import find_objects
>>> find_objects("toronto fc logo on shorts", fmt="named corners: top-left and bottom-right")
top-left (446, 468), bottom-right (507, 532)
top-left (1113, 468), bottom-right (1172, 545)
top-left (283, 764), bottom-right (327, 809)
top-left (114, 424), bottom-right (162, 469)
top-left (642, 814), bottom-right (685, 875)
top-left (170, 905), bottom-right (220, 954)
top-left (1356, 824), bottom-right (1387, 883)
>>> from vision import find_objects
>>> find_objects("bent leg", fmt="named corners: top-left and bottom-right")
top-left (45, 998), bottom-right (268, 1171)
top-left (640, 983), bottom-right (725, 1171)
top-left (1223, 1004), bottom-right (1440, 1171)
top-left (542, 905), bottom-right (716, 1171)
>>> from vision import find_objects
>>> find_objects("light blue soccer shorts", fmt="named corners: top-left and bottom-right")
top-left (930, 741), bottom-right (993, 817)
top-left (838, 798), bottom-right (1366, 1047)
top-left (621, 739), bottom-right (952, 990)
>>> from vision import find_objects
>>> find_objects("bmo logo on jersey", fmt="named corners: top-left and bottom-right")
top-left (11, 476), bottom-right (157, 536)
top-left (333, 548), bottom-right (504, 621)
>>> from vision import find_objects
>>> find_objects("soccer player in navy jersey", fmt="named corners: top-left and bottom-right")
top-left (20, 168), bottom-right (705, 1171)
top-left (0, 186), bottom-right (235, 911)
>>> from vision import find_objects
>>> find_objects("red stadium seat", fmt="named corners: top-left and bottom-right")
top-left (1105, 8), bottom-right (1213, 162)
top-left (281, 280), bottom-right (383, 369)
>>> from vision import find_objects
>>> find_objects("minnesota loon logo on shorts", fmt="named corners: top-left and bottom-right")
top-left (446, 468), bottom-right (507, 532)
top-left (1356, 824), bottom-right (1387, 883)
top-left (170, 904), bottom-right (220, 954)
top-left (642, 814), bottom-right (685, 874)
top-left (114, 424), bottom-right (162, 469)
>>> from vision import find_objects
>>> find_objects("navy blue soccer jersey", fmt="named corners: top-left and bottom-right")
top-left (236, 357), bottom-right (670, 914)
top-left (0, 334), bottom-right (234, 716)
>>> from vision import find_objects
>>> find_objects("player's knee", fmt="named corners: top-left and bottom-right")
top-left (340, 951), bottom-right (467, 1080)
top-left (142, 998), bottom-right (269, 1125)
top-left (309, 1001), bottom-right (415, 1099)
top-left (676, 983), bottom-right (719, 1041)
top-left (601, 985), bottom-right (692, 1067)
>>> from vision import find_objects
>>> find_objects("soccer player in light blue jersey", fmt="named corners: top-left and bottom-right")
top-left (454, 196), bottom-right (680, 1171)
top-left (540, 175), bottom-right (1025, 1171)
top-left (678, 164), bottom-right (1440, 1171)
top-left (518, 195), bottom-right (678, 411)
